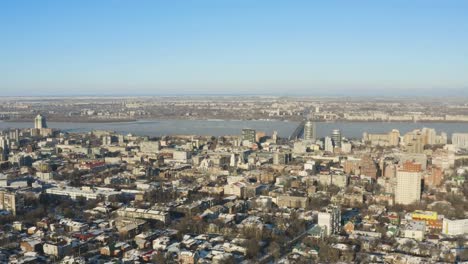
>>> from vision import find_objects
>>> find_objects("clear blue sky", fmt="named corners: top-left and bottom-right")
top-left (1, 0), bottom-right (467, 96)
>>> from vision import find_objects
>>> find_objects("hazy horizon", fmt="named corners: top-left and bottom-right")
top-left (0, 88), bottom-right (467, 98)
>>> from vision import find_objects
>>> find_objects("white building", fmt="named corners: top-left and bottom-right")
top-left (173, 150), bottom-right (191, 162)
top-left (341, 142), bottom-right (352, 153)
top-left (34, 114), bottom-right (47, 129)
top-left (102, 135), bottom-right (112, 146)
top-left (223, 182), bottom-right (245, 198)
top-left (318, 205), bottom-right (341, 236)
top-left (43, 241), bottom-right (71, 258)
top-left (139, 141), bottom-right (160, 153)
top-left (452, 133), bottom-right (468, 149)
top-left (304, 160), bottom-right (315, 171)
top-left (442, 218), bottom-right (468, 236)
top-left (395, 170), bottom-right (421, 205)
top-left (293, 141), bottom-right (307, 154)
top-left (303, 121), bottom-right (316, 140)
top-left (324, 137), bottom-right (334, 152)
top-left (402, 220), bottom-right (426, 241)
top-left (45, 186), bottom-right (120, 200)
top-left (116, 207), bottom-right (169, 224)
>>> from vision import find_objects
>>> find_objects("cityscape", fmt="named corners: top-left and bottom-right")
top-left (0, 108), bottom-right (467, 263)
top-left (2, 1), bottom-right (468, 263)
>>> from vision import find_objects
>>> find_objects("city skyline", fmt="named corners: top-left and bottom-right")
top-left (1, 0), bottom-right (468, 96)
top-left (1, 1), bottom-right (468, 262)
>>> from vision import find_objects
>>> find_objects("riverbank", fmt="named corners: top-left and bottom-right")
top-left (1, 119), bottom-right (467, 139)
top-left (3, 117), bottom-right (468, 124)
top-left (3, 118), bottom-right (137, 123)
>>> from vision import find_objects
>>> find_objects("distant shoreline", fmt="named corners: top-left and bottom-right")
top-left (0, 117), bottom-right (468, 124)
top-left (2, 118), bottom-right (468, 124)
top-left (3, 118), bottom-right (137, 123)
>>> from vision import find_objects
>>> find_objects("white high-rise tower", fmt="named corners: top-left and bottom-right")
top-left (34, 114), bottom-right (47, 129)
top-left (303, 121), bottom-right (316, 141)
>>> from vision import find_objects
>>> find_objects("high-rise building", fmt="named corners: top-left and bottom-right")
top-left (436, 132), bottom-right (448, 145)
top-left (241, 128), bottom-right (256, 144)
top-left (318, 205), bottom-right (341, 236)
top-left (389, 129), bottom-right (400, 146)
top-left (0, 136), bottom-right (9, 151)
top-left (34, 114), bottom-right (47, 129)
top-left (9, 129), bottom-right (20, 142)
top-left (118, 135), bottom-right (125, 145)
top-left (359, 155), bottom-right (379, 179)
top-left (331, 129), bottom-right (342, 148)
top-left (102, 135), bottom-right (113, 146)
top-left (425, 166), bottom-right (443, 187)
top-left (403, 130), bottom-right (425, 153)
top-left (303, 121), bottom-right (316, 141)
top-left (324, 137), bottom-right (334, 152)
top-left (272, 131), bottom-right (278, 143)
top-left (422, 128), bottom-right (436, 145)
top-left (0, 190), bottom-right (21, 216)
top-left (273, 151), bottom-right (291, 165)
top-left (362, 129), bottom-right (400, 147)
top-left (452, 133), bottom-right (468, 149)
top-left (395, 161), bottom-right (422, 205)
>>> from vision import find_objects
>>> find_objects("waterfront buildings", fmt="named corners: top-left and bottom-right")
top-left (241, 128), bottom-right (256, 144)
top-left (303, 120), bottom-right (316, 140)
top-left (34, 114), bottom-right (47, 129)
top-left (331, 129), bottom-right (342, 148)
top-left (452, 133), bottom-right (468, 149)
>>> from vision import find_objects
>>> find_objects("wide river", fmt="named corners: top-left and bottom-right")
top-left (1, 120), bottom-right (468, 139)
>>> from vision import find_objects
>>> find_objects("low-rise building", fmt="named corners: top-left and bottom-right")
top-left (442, 218), bottom-right (468, 236)
top-left (116, 207), bottom-right (169, 224)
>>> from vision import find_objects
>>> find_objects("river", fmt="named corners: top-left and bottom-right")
top-left (1, 120), bottom-right (468, 139)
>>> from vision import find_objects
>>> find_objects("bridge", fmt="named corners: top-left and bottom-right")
top-left (289, 120), bottom-right (306, 140)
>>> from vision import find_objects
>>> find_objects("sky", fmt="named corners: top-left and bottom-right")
top-left (1, 0), bottom-right (468, 96)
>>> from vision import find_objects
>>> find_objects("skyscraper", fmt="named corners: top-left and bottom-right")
top-left (34, 114), bottom-right (47, 129)
top-left (395, 161), bottom-right (422, 205)
top-left (331, 129), bottom-right (342, 148)
top-left (303, 121), bottom-right (316, 141)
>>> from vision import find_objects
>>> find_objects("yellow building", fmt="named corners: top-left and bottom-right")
top-left (411, 210), bottom-right (442, 231)
top-left (411, 210), bottom-right (438, 222)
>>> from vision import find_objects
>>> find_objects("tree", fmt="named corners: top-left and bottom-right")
top-left (245, 238), bottom-right (260, 259)
top-left (267, 241), bottom-right (281, 261)
top-left (308, 196), bottom-right (330, 210)
top-left (328, 184), bottom-right (341, 195)
top-left (318, 241), bottom-right (340, 262)
top-left (460, 248), bottom-right (468, 262)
